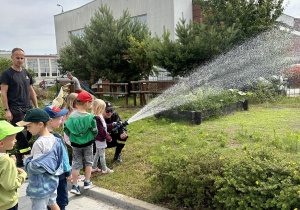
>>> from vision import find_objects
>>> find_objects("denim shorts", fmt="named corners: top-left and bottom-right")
top-left (31, 191), bottom-right (57, 210)
top-left (72, 144), bottom-right (93, 170)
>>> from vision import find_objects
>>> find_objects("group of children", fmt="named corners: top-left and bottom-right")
top-left (0, 91), bottom-right (115, 210)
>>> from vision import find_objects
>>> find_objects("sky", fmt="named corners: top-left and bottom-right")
top-left (0, 0), bottom-right (299, 55)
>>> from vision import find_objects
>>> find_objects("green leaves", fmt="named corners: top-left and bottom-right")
top-left (57, 5), bottom-right (149, 84)
top-left (151, 0), bottom-right (284, 77)
top-left (0, 57), bottom-right (12, 75)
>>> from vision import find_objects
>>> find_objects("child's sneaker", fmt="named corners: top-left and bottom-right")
top-left (70, 185), bottom-right (81, 195)
top-left (84, 180), bottom-right (92, 189)
top-left (91, 167), bottom-right (101, 174)
top-left (102, 168), bottom-right (114, 174)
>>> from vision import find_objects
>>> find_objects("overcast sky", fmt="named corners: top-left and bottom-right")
top-left (0, 0), bottom-right (299, 55)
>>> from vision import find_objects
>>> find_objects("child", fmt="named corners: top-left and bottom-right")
top-left (43, 105), bottom-right (72, 210)
top-left (16, 108), bottom-right (64, 210)
top-left (62, 93), bottom-right (77, 146)
top-left (63, 93), bottom-right (78, 123)
top-left (0, 121), bottom-right (27, 210)
top-left (91, 99), bottom-right (114, 174)
top-left (62, 93), bottom-right (85, 182)
top-left (64, 92), bottom-right (98, 195)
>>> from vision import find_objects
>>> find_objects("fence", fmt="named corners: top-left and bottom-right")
top-left (130, 80), bottom-right (177, 106)
top-left (90, 80), bottom-right (177, 107)
top-left (94, 83), bottom-right (129, 106)
top-left (286, 88), bottom-right (300, 97)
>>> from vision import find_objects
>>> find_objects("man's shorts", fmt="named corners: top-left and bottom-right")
top-left (72, 144), bottom-right (93, 170)
top-left (31, 191), bottom-right (57, 210)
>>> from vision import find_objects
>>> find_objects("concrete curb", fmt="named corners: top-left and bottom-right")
top-left (68, 182), bottom-right (168, 210)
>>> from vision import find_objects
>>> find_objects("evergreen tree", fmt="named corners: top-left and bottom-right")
top-left (126, 35), bottom-right (157, 81)
top-left (0, 57), bottom-right (12, 75)
top-left (58, 5), bottom-right (148, 84)
top-left (193, 0), bottom-right (284, 43)
top-left (150, 18), bottom-right (238, 77)
top-left (151, 0), bottom-right (284, 77)
top-left (57, 36), bottom-right (89, 81)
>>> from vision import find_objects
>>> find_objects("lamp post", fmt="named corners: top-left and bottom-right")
top-left (57, 4), bottom-right (64, 13)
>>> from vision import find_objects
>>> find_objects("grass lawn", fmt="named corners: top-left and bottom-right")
top-left (89, 99), bottom-right (300, 206)
top-left (1, 92), bottom-right (300, 208)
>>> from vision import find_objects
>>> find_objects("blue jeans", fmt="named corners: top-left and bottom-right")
top-left (7, 203), bottom-right (18, 210)
top-left (47, 178), bottom-right (68, 210)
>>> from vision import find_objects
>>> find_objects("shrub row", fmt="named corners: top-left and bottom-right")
top-left (147, 146), bottom-right (300, 209)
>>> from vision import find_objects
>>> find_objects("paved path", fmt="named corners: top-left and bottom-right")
top-left (18, 179), bottom-right (168, 210)
top-left (19, 180), bottom-right (124, 210)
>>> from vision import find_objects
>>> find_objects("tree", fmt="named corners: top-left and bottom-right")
top-left (27, 68), bottom-right (36, 79)
top-left (0, 57), bottom-right (12, 76)
top-left (126, 35), bottom-right (157, 81)
top-left (58, 5), bottom-right (149, 85)
top-left (57, 38), bottom-right (89, 81)
top-left (149, 18), bottom-right (238, 77)
top-left (193, 0), bottom-right (284, 43)
top-left (150, 0), bottom-right (284, 77)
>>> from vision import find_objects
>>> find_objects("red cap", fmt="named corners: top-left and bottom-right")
top-left (77, 92), bottom-right (93, 102)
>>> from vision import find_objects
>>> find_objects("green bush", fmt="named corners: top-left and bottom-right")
top-left (147, 150), bottom-right (224, 209)
top-left (246, 81), bottom-right (282, 104)
top-left (214, 146), bottom-right (300, 210)
top-left (147, 145), bottom-right (300, 209)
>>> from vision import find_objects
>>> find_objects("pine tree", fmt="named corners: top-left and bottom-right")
top-left (58, 5), bottom-right (149, 84)
top-left (150, 0), bottom-right (284, 77)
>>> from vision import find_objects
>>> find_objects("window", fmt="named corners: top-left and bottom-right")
top-left (131, 14), bottom-right (147, 24)
top-left (149, 68), bottom-right (173, 81)
top-left (69, 28), bottom-right (85, 38)
top-left (40, 59), bottom-right (50, 77)
top-left (26, 58), bottom-right (38, 76)
top-left (51, 59), bottom-right (60, 77)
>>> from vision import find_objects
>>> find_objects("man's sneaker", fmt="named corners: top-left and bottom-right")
top-left (70, 185), bottom-right (81, 195)
top-left (84, 180), bottom-right (92, 189)
top-left (102, 168), bottom-right (114, 174)
top-left (91, 167), bottom-right (101, 174)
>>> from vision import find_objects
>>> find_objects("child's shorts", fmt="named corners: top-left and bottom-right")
top-left (72, 144), bottom-right (93, 170)
top-left (31, 190), bottom-right (57, 210)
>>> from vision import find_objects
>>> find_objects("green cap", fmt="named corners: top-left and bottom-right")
top-left (16, 108), bottom-right (50, 126)
top-left (0, 121), bottom-right (24, 141)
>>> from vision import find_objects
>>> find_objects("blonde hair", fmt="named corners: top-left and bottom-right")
top-left (65, 93), bottom-right (78, 113)
top-left (92, 99), bottom-right (106, 116)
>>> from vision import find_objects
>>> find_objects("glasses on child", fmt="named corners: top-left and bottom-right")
top-left (105, 110), bottom-right (113, 113)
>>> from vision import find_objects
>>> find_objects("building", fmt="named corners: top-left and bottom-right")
top-left (0, 50), bottom-right (12, 59)
top-left (54, 0), bottom-right (194, 83)
top-left (24, 55), bottom-right (60, 83)
top-left (54, 0), bottom-right (193, 54)
top-left (54, 0), bottom-right (300, 84)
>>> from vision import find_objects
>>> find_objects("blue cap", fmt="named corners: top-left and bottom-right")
top-left (43, 105), bottom-right (69, 118)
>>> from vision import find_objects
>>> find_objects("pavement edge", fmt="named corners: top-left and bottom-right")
top-left (68, 182), bottom-right (168, 210)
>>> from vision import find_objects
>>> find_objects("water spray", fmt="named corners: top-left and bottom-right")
top-left (127, 29), bottom-right (299, 124)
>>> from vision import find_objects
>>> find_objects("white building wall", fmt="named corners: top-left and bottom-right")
top-left (54, 0), bottom-right (193, 53)
top-left (277, 14), bottom-right (295, 27)
top-left (173, 0), bottom-right (193, 39)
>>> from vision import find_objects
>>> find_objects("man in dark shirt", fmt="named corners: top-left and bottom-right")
top-left (103, 101), bottom-right (128, 163)
top-left (0, 48), bottom-right (38, 166)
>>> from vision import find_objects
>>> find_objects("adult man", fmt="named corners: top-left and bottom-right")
top-left (0, 48), bottom-right (39, 166)
top-left (103, 101), bottom-right (128, 163)
top-left (67, 73), bottom-right (82, 93)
